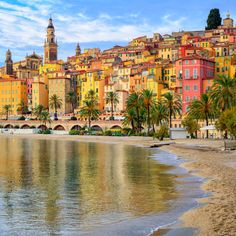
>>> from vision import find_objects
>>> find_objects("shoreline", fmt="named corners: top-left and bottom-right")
top-left (158, 141), bottom-right (236, 236)
top-left (1, 134), bottom-right (235, 235)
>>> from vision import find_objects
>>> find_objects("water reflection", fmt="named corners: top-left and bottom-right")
top-left (0, 136), bottom-right (178, 234)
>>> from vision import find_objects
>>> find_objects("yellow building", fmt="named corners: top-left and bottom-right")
top-left (0, 78), bottom-right (27, 115)
top-left (48, 76), bottom-right (72, 115)
top-left (146, 65), bottom-right (164, 99)
top-left (79, 70), bottom-right (105, 110)
top-left (32, 74), bottom-right (49, 110)
top-left (215, 56), bottom-right (231, 77)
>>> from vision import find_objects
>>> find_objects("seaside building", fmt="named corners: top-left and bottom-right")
top-left (176, 55), bottom-right (215, 113)
top-left (0, 78), bottom-right (27, 115)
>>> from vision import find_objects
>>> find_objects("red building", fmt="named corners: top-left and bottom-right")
top-left (176, 55), bottom-right (215, 113)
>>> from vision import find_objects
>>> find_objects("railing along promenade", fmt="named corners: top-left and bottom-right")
top-left (0, 120), bottom-right (123, 131)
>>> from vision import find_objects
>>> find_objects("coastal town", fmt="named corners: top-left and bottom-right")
top-left (0, 3), bottom-right (235, 236)
top-left (0, 9), bottom-right (235, 139)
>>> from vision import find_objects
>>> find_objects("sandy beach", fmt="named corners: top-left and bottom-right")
top-left (159, 140), bottom-right (236, 236)
top-left (1, 134), bottom-right (236, 235)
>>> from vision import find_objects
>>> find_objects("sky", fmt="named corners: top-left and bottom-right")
top-left (0, 0), bottom-right (236, 64)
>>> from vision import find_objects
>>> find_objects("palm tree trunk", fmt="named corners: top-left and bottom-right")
top-left (147, 105), bottom-right (150, 135)
top-left (54, 107), bottom-right (57, 120)
top-left (206, 115), bottom-right (209, 139)
top-left (169, 109), bottom-right (172, 139)
top-left (111, 100), bottom-right (114, 120)
top-left (136, 107), bottom-right (140, 134)
top-left (131, 119), bottom-right (135, 132)
top-left (152, 122), bottom-right (155, 133)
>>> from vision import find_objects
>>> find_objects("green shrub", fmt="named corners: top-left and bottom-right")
top-left (70, 116), bottom-right (77, 121)
top-left (104, 130), bottom-right (113, 136)
top-left (69, 130), bottom-right (80, 135)
top-left (154, 125), bottom-right (169, 141)
top-left (18, 116), bottom-right (25, 120)
top-left (38, 129), bottom-right (51, 135)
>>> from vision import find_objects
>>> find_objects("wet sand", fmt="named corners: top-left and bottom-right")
top-left (159, 140), bottom-right (236, 236)
top-left (2, 134), bottom-right (236, 236)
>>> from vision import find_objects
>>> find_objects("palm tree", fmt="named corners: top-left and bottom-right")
top-left (162, 92), bottom-right (182, 129)
top-left (33, 104), bottom-right (45, 120)
top-left (40, 111), bottom-right (51, 127)
top-left (210, 75), bottom-right (236, 112)
top-left (142, 89), bottom-right (155, 134)
top-left (66, 91), bottom-right (77, 116)
top-left (49, 94), bottom-right (62, 120)
top-left (188, 93), bottom-right (214, 139)
top-left (3, 104), bottom-right (11, 120)
top-left (86, 90), bottom-right (98, 104)
top-left (17, 99), bottom-right (28, 115)
top-left (123, 108), bottom-right (136, 132)
top-left (151, 102), bottom-right (169, 132)
top-left (126, 92), bottom-right (143, 133)
top-left (105, 91), bottom-right (119, 120)
top-left (80, 100), bottom-right (100, 129)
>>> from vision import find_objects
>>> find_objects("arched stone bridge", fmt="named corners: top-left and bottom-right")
top-left (0, 120), bottom-right (124, 131)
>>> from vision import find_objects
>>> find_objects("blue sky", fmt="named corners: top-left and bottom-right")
top-left (0, 0), bottom-right (235, 64)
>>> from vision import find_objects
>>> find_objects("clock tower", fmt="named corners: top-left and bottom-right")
top-left (44, 18), bottom-right (58, 64)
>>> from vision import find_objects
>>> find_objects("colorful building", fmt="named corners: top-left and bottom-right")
top-left (176, 55), bottom-right (215, 113)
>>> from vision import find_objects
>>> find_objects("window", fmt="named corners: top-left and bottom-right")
top-left (192, 96), bottom-right (197, 100)
top-left (185, 85), bottom-right (190, 91)
top-left (216, 68), bottom-right (220, 72)
top-left (185, 69), bottom-right (190, 79)
top-left (193, 68), bottom-right (198, 78)
top-left (193, 85), bottom-right (198, 91)
top-left (185, 60), bottom-right (189, 65)
top-left (186, 96), bottom-right (190, 102)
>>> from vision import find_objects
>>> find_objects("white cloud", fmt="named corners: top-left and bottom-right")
top-left (0, 0), bottom-right (187, 61)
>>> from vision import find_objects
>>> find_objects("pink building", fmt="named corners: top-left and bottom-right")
top-left (176, 55), bottom-right (215, 113)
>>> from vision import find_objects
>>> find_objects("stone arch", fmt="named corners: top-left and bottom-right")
top-left (21, 124), bottom-right (30, 129)
top-left (54, 125), bottom-right (65, 131)
top-left (4, 124), bottom-right (13, 128)
top-left (38, 125), bottom-right (47, 130)
top-left (70, 125), bottom-right (81, 131)
top-left (91, 125), bottom-right (103, 132)
top-left (110, 125), bottom-right (122, 130)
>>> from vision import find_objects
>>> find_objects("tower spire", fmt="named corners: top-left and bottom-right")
top-left (44, 17), bottom-right (58, 63)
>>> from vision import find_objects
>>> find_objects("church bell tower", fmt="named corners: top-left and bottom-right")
top-left (44, 18), bottom-right (58, 64)
top-left (5, 49), bottom-right (13, 75)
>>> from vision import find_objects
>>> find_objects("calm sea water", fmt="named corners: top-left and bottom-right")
top-left (0, 136), bottom-right (202, 236)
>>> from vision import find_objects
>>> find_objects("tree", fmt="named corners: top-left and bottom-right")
top-left (85, 90), bottom-right (98, 104)
top-left (3, 104), bottom-right (11, 120)
top-left (123, 108), bottom-right (136, 132)
top-left (150, 102), bottom-right (168, 132)
top-left (33, 104), bottom-right (45, 120)
top-left (188, 93), bottom-right (215, 138)
top-left (49, 94), bottom-right (62, 120)
top-left (206, 8), bottom-right (222, 30)
top-left (40, 111), bottom-right (51, 127)
top-left (182, 116), bottom-right (200, 139)
top-left (162, 92), bottom-right (182, 129)
top-left (80, 100), bottom-right (100, 129)
top-left (17, 99), bottom-right (28, 115)
top-left (216, 107), bottom-right (236, 139)
top-left (66, 91), bottom-right (77, 116)
top-left (210, 75), bottom-right (236, 112)
top-left (142, 89), bottom-right (155, 135)
top-left (105, 91), bottom-right (119, 120)
top-left (126, 92), bottom-right (143, 134)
